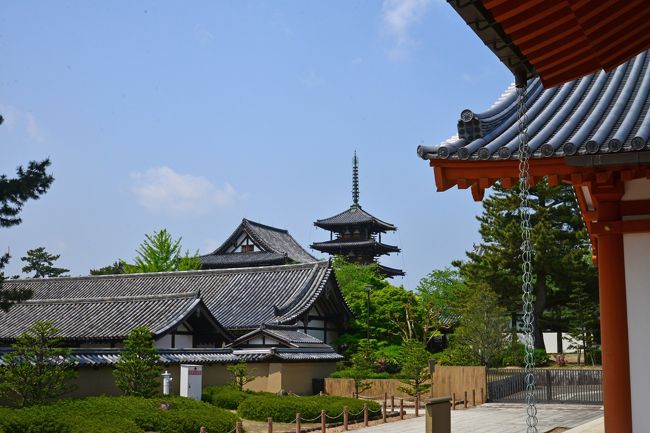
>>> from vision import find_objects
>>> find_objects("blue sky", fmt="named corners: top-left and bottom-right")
top-left (2, 0), bottom-right (512, 289)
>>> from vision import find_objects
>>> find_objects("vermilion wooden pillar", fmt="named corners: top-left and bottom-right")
top-left (597, 199), bottom-right (632, 433)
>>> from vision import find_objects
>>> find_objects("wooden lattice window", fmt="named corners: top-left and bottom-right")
top-left (241, 244), bottom-right (254, 253)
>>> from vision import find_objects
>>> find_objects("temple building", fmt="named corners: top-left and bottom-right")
top-left (200, 218), bottom-right (316, 269)
top-left (311, 153), bottom-right (404, 278)
top-left (417, 4), bottom-right (650, 426)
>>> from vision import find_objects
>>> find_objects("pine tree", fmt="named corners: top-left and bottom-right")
top-left (21, 247), bottom-right (69, 278)
top-left (0, 321), bottom-right (76, 406)
top-left (122, 229), bottom-right (201, 273)
top-left (397, 339), bottom-right (432, 396)
top-left (456, 179), bottom-right (597, 350)
top-left (113, 326), bottom-right (161, 397)
top-left (0, 114), bottom-right (55, 310)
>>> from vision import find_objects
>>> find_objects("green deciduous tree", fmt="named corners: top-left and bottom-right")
top-left (332, 257), bottom-right (436, 349)
top-left (565, 282), bottom-right (600, 365)
top-left (0, 321), bottom-right (76, 406)
top-left (438, 288), bottom-right (510, 367)
top-left (21, 247), bottom-right (69, 278)
top-left (0, 152), bottom-right (54, 310)
top-left (226, 362), bottom-right (256, 391)
top-left (456, 179), bottom-right (597, 350)
top-left (397, 339), bottom-right (432, 396)
top-left (113, 326), bottom-right (161, 397)
top-left (123, 229), bottom-right (201, 273)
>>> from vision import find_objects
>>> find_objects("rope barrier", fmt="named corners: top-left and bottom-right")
top-left (300, 414), bottom-right (322, 423)
top-left (324, 412), bottom-right (344, 420)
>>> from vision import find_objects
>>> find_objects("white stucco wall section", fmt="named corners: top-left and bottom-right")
top-left (622, 178), bottom-right (650, 433)
top-left (623, 233), bottom-right (650, 433)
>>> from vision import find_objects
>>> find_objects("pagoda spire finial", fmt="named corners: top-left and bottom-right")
top-left (352, 151), bottom-right (359, 206)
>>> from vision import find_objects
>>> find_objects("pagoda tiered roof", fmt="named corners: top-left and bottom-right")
top-left (310, 239), bottom-right (400, 256)
top-left (314, 204), bottom-right (397, 233)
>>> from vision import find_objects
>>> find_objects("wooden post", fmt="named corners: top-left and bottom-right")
top-left (268, 417), bottom-right (273, 433)
top-left (472, 389), bottom-right (476, 407)
top-left (383, 400), bottom-right (387, 423)
top-left (236, 421), bottom-right (242, 433)
top-left (452, 393), bottom-right (456, 410)
top-left (399, 398), bottom-right (404, 420)
top-left (384, 392), bottom-right (388, 408)
top-left (343, 406), bottom-right (349, 431)
top-left (320, 410), bottom-right (326, 433)
top-left (391, 395), bottom-right (395, 413)
top-left (200, 427), bottom-right (207, 433)
top-left (481, 387), bottom-right (484, 404)
top-left (296, 413), bottom-right (301, 433)
top-left (415, 393), bottom-right (420, 417)
top-left (464, 391), bottom-right (468, 409)
top-left (363, 404), bottom-right (368, 427)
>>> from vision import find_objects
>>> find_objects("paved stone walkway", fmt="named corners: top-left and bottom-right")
top-left (353, 404), bottom-right (603, 433)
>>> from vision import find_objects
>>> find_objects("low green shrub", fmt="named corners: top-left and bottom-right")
top-left (202, 385), bottom-right (250, 409)
top-left (330, 369), bottom-right (391, 379)
top-left (238, 394), bottom-right (380, 423)
top-left (502, 343), bottom-right (549, 367)
top-left (0, 395), bottom-right (239, 433)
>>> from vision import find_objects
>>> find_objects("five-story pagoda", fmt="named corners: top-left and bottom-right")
top-left (311, 153), bottom-right (404, 278)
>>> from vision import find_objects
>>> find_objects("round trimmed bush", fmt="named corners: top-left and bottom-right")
top-left (238, 394), bottom-right (380, 423)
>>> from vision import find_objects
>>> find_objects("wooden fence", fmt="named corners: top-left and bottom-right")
top-left (323, 378), bottom-right (414, 398)
top-left (431, 366), bottom-right (487, 403)
top-left (324, 366), bottom-right (487, 405)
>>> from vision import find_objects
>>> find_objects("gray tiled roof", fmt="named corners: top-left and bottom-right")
top-left (231, 325), bottom-right (330, 348)
top-left (418, 49), bottom-right (650, 161)
top-left (3, 261), bottom-right (349, 332)
top-left (233, 348), bottom-right (344, 362)
top-left (0, 292), bottom-right (224, 341)
top-left (314, 205), bottom-right (396, 232)
top-left (200, 251), bottom-right (287, 267)
top-left (201, 219), bottom-right (316, 268)
top-left (0, 347), bottom-right (341, 366)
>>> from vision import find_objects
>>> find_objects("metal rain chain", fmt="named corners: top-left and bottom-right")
top-left (516, 78), bottom-right (538, 433)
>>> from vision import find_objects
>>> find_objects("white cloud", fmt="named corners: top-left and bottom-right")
top-left (129, 166), bottom-right (244, 215)
top-left (382, 0), bottom-right (432, 60)
top-left (0, 104), bottom-right (45, 142)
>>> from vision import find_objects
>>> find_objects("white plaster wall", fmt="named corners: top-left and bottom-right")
top-left (623, 233), bottom-right (650, 433)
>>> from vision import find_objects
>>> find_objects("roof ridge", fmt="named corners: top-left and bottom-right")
top-left (243, 218), bottom-right (289, 234)
top-left (4, 261), bottom-right (330, 284)
top-left (23, 291), bottom-right (199, 305)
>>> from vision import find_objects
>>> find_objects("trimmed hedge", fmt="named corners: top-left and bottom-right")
top-left (0, 396), bottom-right (239, 433)
top-left (202, 386), bottom-right (251, 409)
top-left (238, 394), bottom-right (381, 423)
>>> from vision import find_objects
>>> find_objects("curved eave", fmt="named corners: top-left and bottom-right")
top-left (449, 0), bottom-right (650, 88)
top-left (377, 264), bottom-right (405, 278)
top-left (310, 240), bottom-right (400, 255)
top-left (419, 51), bottom-right (650, 163)
top-left (314, 206), bottom-right (397, 232)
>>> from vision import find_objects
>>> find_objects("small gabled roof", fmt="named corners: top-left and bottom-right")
top-left (201, 219), bottom-right (316, 268)
top-left (230, 325), bottom-right (331, 349)
top-left (0, 292), bottom-right (231, 342)
top-left (314, 205), bottom-right (396, 232)
top-left (418, 50), bottom-right (650, 162)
